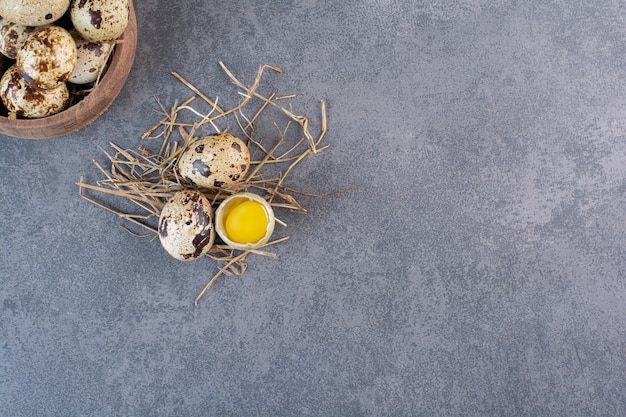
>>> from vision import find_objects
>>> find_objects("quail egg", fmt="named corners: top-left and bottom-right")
top-left (0, 0), bottom-right (69, 26)
top-left (69, 30), bottom-right (113, 84)
top-left (70, 0), bottom-right (129, 42)
top-left (0, 17), bottom-right (41, 59)
top-left (215, 192), bottom-right (276, 250)
top-left (16, 25), bottom-right (76, 90)
top-left (0, 64), bottom-right (70, 118)
top-left (158, 189), bottom-right (216, 261)
top-left (178, 133), bottom-right (251, 189)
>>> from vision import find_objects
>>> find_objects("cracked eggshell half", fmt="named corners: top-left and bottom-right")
top-left (69, 30), bottom-right (113, 84)
top-left (215, 192), bottom-right (276, 251)
top-left (158, 189), bottom-right (216, 261)
top-left (70, 0), bottom-right (129, 42)
top-left (0, 64), bottom-right (70, 118)
top-left (0, 0), bottom-right (69, 26)
top-left (178, 133), bottom-right (251, 189)
top-left (16, 25), bottom-right (76, 90)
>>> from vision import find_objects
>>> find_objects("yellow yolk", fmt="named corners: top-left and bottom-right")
top-left (224, 200), bottom-right (268, 244)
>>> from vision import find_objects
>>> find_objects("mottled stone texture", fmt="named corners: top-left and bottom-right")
top-left (1, 1), bottom-right (626, 416)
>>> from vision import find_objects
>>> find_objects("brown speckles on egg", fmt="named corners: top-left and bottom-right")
top-left (178, 133), bottom-right (251, 189)
top-left (0, 65), bottom-right (70, 118)
top-left (71, 0), bottom-right (129, 42)
top-left (158, 190), bottom-right (216, 261)
top-left (191, 160), bottom-right (212, 178)
top-left (0, 0), bottom-right (70, 26)
top-left (69, 30), bottom-right (112, 84)
top-left (4, 32), bottom-right (20, 59)
top-left (37, 61), bottom-right (49, 73)
top-left (16, 26), bottom-right (76, 90)
top-left (0, 18), bottom-right (39, 60)
top-left (191, 231), bottom-right (214, 258)
top-left (187, 191), bottom-right (201, 204)
top-left (84, 42), bottom-right (105, 55)
top-left (8, 66), bottom-right (22, 86)
top-left (89, 10), bottom-right (103, 28)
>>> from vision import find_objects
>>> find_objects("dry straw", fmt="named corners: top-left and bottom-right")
top-left (77, 62), bottom-right (349, 305)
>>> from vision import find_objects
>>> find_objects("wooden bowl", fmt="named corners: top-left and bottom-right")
top-left (0, 1), bottom-right (137, 139)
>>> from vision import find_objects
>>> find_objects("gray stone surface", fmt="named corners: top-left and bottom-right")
top-left (2, 0), bottom-right (626, 415)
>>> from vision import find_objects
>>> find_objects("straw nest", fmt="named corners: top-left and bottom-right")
top-left (77, 62), bottom-right (350, 304)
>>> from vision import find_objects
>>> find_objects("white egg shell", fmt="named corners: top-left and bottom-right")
top-left (215, 192), bottom-right (276, 250)
top-left (158, 189), bottom-right (216, 261)
top-left (70, 0), bottom-right (129, 42)
top-left (0, 65), bottom-right (70, 118)
top-left (17, 25), bottom-right (76, 89)
top-left (178, 133), bottom-right (251, 189)
top-left (69, 30), bottom-right (112, 84)
top-left (0, 0), bottom-right (69, 26)
top-left (0, 17), bottom-right (41, 59)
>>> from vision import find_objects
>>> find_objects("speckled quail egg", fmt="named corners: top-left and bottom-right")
top-left (178, 133), bottom-right (251, 189)
top-left (215, 192), bottom-right (276, 250)
top-left (16, 25), bottom-right (76, 89)
top-left (158, 189), bottom-right (216, 261)
top-left (0, 17), bottom-right (41, 59)
top-left (0, 0), bottom-right (69, 26)
top-left (70, 0), bottom-right (129, 42)
top-left (69, 30), bottom-right (112, 84)
top-left (0, 64), bottom-right (70, 118)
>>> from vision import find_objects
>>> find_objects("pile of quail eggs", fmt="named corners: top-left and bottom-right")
top-left (0, 0), bottom-right (129, 118)
top-left (158, 133), bottom-right (276, 261)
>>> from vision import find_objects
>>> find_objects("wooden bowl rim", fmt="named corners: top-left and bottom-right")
top-left (0, 0), bottom-right (137, 139)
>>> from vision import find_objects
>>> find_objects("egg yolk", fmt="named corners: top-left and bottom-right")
top-left (224, 200), bottom-right (268, 244)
